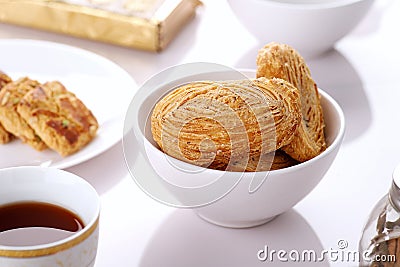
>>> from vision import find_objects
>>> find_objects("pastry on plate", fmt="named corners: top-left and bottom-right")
top-left (17, 81), bottom-right (98, 156)
top-left (151, 77), bottom-right (301, 171)
top-left (0, 71), bottom-right (11, 88)
top-left (0, 71), bottom-right (13, 144)
top-left (0, 77), bottom-right (47, 150)
top-left (257, 42), bottom-right (326, 162)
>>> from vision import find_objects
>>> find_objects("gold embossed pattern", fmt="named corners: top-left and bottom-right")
top-left (0, 217), bottom-right (99, 258)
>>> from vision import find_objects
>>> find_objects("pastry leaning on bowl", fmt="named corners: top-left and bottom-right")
top-left (151, 42), bottom-right (326, 172)
top-left (257, 42), bottom-right (326, 162)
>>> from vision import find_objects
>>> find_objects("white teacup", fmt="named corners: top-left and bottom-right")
top-left (0, 166), bottom-right (100, 267)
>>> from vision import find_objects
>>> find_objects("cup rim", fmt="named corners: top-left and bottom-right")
top-left (0, 166), bottom-right (100, 256)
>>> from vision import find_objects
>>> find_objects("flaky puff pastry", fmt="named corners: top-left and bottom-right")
top-left (257, 42), bottom-right (326, 162)
top-left (0, 77), bottom-right (47, 150)
top-left (245, 149), bottom-right (299, 172)
top-left (0, 72), bottom-right (13, 144)
top-left (151, 77), bottom-right (301, 172)
top-left (17, 81), bottom-right (98, 156)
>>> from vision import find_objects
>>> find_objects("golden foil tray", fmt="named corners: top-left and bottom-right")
top-left (0, 0), bottom-right (202, 51)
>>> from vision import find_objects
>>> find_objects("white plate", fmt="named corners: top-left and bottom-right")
top-left (0, 39), bottom-right (137, 169)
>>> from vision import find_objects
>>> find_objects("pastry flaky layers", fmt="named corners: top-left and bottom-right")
top-left (151, 43), bottom-right (326, 172)
top-left (257, 42), bottom-right (326, 162)
top-left (151, 77), bottom-right (302, 172)
top-left (0, 72), bottom-right (13, 144)
top-left (0, 76), bottom-right (98, 156)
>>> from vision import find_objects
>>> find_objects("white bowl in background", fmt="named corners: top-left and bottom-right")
top-left (227, 0), bottom-right (375, 58)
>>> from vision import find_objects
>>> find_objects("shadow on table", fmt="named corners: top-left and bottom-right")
top-left (307, 49), bottom-right (372, 144)
top-left (350, 0), bottom-right (396, 36)
top-left (234, 47), bottom-right (372, 144)
top-left (139, 209), bottom-right (329, 267)
top-left (67, 141), bottom-right (129, 195)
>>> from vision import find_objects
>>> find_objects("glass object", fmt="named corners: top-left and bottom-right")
top-left (359, 165), bottom-right (400, 266)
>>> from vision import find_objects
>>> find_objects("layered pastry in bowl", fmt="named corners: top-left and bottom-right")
top-left (134, 43), bottom-right (345, 227)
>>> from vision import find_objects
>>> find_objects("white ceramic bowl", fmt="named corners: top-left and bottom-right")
top-left (228, 0), bottom-right (375, 58)
top-left (129, 65), bottom-right (345, 228)
top-left (195, 87), bottom-right (345, 227)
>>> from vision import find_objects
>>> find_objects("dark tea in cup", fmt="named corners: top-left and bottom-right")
top-left (0, 201), bottom-right (85, 246)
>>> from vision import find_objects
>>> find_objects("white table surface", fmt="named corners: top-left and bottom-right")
top-left (1, 0), bottom-right (399, 266)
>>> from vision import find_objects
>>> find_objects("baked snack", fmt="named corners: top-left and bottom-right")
top-left (151, 77), bottom-right (301, 171)
top-left (0, 72), bottom-right (13, 144)
top-left (257, 42), bottom-right (326, 162)
top-left (17, 81), bottom-right (98, 156)
top-left (245, 149), bottom-right (299, 171)
top-left (0, 77), bottom-right (47, 150)
top-left (0, 71), bottom-right (11, 88)
top-left (270, 149), bottom-right (299, 170)
top-left (0, 117), bottom-right (11, 144)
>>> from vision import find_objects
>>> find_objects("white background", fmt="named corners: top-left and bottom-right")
top-left (0, 0), bottom-right (399, 266)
